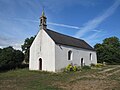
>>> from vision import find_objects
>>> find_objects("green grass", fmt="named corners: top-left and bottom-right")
top-left (0, 69), bottom-right (63, 90)
top-left (0, 65), bottom-right (120, 90)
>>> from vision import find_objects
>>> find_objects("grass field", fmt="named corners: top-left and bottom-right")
top-left (0, 65), bottom-right (120, 90)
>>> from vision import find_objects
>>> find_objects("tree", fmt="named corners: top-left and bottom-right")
top-left (0, 46), bottom-right (24, 70)
top-left (21, 36), bottom-right (35, 63)
top-left (94, 36), bottom-right (120, 64)
top-left (0, 48), bottom-right (2, 53)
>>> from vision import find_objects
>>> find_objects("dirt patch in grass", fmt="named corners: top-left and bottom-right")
top-left (53, 79), bottom-right (120, 90)
top-left (52, 65), bottom-right (120, 90)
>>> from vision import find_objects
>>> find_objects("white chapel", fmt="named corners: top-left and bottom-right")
top-left (29, 11), bottom-right (97, 72)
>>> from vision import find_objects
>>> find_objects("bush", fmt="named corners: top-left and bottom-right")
top-left (95, 63), bottom-right (104, 68)
top-left (73, 66), bottom-right (77, 71)
top-left (65, 64), bottom-right (73, 71)
top-left (90, 63), bottom-right (104, 68)
top-left (65, 64), bottom-right (81, 72)
top-left (17, 64), bottom-right (29, 69)
top-left (0, 46), bottom-right (24, 71)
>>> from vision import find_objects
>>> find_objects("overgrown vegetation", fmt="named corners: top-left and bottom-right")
top-left (64, 63), bottom-right (105, 72)
top-left (64, 64), bottom-right (81, 72)
top-left (94, 36), bottom-right (120, 64)
top-left (0, 46), bottom-right (24, 71)
top-left (91, 63), bottom-right (105, 68)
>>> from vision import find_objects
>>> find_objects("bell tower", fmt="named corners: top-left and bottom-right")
top-left (40, 10), bottom-right (47, 30)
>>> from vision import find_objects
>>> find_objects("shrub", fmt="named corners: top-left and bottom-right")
top-left (90, 63), bottom-right (105, 68)
top-left (95, 63), bottom-right (104, 68)
top-left (73, 66), bottom-right (77, 71)
top-left (65, 64), bottom-right (73, 71)
top-left (65, 64), bottom-right (81, 72)
top-left (0, 46), bottom-right (24, 71)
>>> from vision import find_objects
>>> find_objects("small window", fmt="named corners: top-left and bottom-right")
top-left (68, 50), bottom-right (73, 60)
top-left (90, 53), bottom-right (92, 61)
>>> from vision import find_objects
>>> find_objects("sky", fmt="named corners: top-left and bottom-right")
top-left (0, 0), bottom-right (120, 50)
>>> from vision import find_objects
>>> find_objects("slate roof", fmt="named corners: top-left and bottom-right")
top-left (45, 29), bottom-right (95, 51)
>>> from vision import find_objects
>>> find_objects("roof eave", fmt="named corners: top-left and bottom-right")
top-left (55, 42), bottom-right (96, 52)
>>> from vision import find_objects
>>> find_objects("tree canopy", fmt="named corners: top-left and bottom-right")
top-left (21, 36), bottom-right (35, 63)
top-left (94, 36), bottom-right (120, 64)
top-left (0, 46), bottom-right (24, 70)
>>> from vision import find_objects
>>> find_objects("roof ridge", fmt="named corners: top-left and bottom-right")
top-left (47, 29), bottom-right (84, 41)
top-left (45, 29), bottom-right (95, 51)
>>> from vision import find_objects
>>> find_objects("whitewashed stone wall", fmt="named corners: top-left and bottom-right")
top-left (29, 29), bottom-right (55, 72)
top-left (55, 44), bottom-right (97, 71)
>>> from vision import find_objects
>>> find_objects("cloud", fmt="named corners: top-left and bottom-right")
top-left (0, 35), bottom-right (23, 50)
top-left (8, 18), bottom-right (80, 29)
top-left (9, 17), bottom-right (101, 33)
top-left (0, 43), bottom-right (22, 50)
top-left (0, 0), bottom-right (42, 50)
top-left (12, 43), bottom-right (23, 50)
top-left (0, 33), bottom-right (22, 50)
top-left (7, 17), bottom-right (106, 34)
top-left (74, 0), bottom-right (120, 38)
top-left (0, 0), bottom-right (119, 49)
top-left (0, 36), bottom-right (10, 46)
top-left (48, 22), bottom-right (81, 29)
top-left (0, 17), bottom-right (37, 50)
top-left (84, 32), bottom-right (101, 41)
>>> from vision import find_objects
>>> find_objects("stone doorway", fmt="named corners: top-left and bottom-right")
top-left (81, 58), bottom-right (84, 67)
top-left (39, 58), bottom-right (42, 70)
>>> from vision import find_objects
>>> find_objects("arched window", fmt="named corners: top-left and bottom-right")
top-left (90, 53), bottom-right (92, 61)
top-left (68, 50), bottom-right (73, 60)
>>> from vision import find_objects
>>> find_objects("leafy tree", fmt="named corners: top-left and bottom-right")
top-left (0, 48), bottom-right (2, 53)
top-left (0, 46), bottom-right (24, 70)
top-left (94, 36), bottom-right (120, 64)
top-left (94, 43), bottom-right (104, 63)
top-left (21, 36), bottom-right (35, 63)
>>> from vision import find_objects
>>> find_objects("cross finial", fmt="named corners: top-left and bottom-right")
top-left (42, 6), bottom-right (45, 16)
